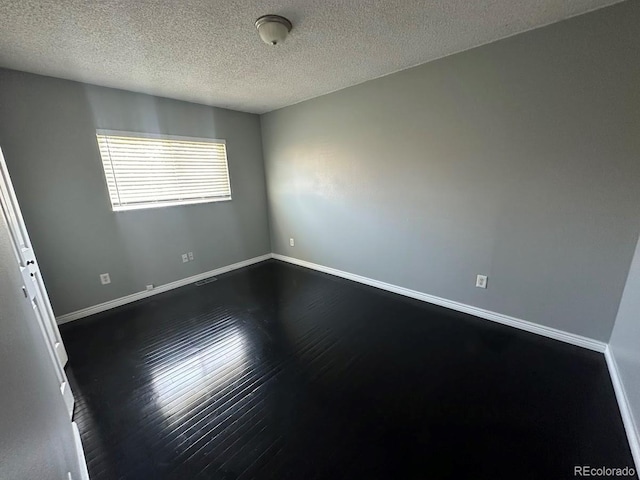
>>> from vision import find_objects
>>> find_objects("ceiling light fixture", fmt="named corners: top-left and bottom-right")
top-left (255, 15), bottom-right (292, 46)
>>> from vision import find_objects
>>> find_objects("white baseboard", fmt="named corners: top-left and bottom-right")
top-left (272, 254), bottom-right (607, 353)
top-left (605, 346), bottom-right (640, 471)
top-left (71, 422), bottom-right (90, 480)
top-left (56, 254), bottom-right (272, 324)
top-left (59, 251), bottom-right (609, 352)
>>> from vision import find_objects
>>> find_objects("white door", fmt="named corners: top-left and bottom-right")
top-left (0, 147), bottom-right (74, 417)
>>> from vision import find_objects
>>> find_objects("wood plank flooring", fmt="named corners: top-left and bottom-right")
top-left (61, 260), bottom-right (637, 479)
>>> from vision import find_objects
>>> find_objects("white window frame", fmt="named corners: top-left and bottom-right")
top-left (96, 129), bottom-right (232, 212)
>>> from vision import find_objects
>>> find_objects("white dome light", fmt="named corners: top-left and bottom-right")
top-left (255, 15), bottom-right (292, 46)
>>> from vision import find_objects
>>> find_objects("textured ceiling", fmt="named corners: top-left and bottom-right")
top-left (0, 0), bottom-right (624, 113)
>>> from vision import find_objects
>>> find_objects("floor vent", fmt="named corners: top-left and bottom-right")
top-left (195, 277), bottom-right (218, 286)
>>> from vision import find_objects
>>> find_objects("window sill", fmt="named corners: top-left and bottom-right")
top-left (112, 197), bottom-right (232, 212)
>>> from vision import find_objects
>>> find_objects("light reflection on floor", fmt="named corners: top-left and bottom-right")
top-left (150, 323), bottom-right (249, 421)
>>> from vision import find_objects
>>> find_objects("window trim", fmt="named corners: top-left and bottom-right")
top-left (95, 129), bottom-right (232, 212)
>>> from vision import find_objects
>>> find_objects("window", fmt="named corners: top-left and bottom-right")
top-left (96, 130), bottom-right (231, 211)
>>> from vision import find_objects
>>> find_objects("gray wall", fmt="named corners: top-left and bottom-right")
top-left (0, 69), bottom-right (270, 316)
top-left (610, 231), bottom-right (640, 459)
top-left (261, 1), bottom-right (640, 342)
top-left (0, 206), bottom-right (81, 479)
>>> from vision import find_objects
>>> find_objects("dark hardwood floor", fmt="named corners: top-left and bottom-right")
top-left (61, 260), bottom-right (636, 479)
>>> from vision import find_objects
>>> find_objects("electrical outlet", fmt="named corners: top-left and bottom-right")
top-left (100, 273), bottom-right (111, 285)
top-left (476, 274), bottom-right (488, 289)
top-left (289, 238), bottom-right (295, 247)
top-left (146, 284), bottom-right (154, 291)
top-left (182, 253), bottom-right (189, 263)
top-left (188, 252), bottom-right (194, 261)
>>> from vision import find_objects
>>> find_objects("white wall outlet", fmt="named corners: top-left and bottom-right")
top-left (146, 284), bottom-right (154, 291)
top-left (182, 253), bottom-right (189, 263)
top-left (99, 273), bottom-right (111, 285)
top-left (188, 252), bottom-right (194, 261)
top-left (289, 238), bottom-right (295, 247)
top-left (476, 274), bottom-right (488, 289)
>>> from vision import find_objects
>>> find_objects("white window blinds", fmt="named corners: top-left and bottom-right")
top-left (96, 130), bottom-right (231, 211)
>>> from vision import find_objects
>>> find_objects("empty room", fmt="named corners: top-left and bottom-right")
top-left (0, 0), bottom-right (639, 479)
